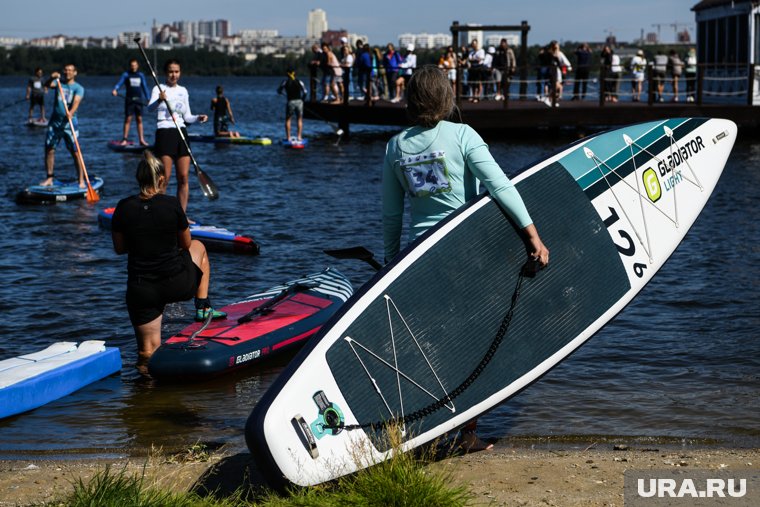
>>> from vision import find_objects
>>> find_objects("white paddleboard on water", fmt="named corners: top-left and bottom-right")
top-left (246, 118), bottom-right (737, 487)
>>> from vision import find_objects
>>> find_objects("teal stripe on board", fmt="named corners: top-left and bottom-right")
top-left (579, 118), bottom-right (709, 201)
top-left (562, 119), bottom-right (692, 190)
top-left (562, 120), bottom-right (668, 180)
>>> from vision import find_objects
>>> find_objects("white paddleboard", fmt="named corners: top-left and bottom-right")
top-left (246, 118), bottom-right (737, 487)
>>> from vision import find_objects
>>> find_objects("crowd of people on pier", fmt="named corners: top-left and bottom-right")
top-left (306, 37), bottom-right (699, 107)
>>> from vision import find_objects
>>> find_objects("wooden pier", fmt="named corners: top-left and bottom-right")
top-left (304, 98), bottom-right (759, 136)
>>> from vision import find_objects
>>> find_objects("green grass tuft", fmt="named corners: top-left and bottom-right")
top-left (63, 465), bottom-right (239, 507)
top-left (57, 429), bottom-right (471, 506)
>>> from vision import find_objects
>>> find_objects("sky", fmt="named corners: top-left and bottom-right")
top-left (0, 0), bottom-right (699, 45)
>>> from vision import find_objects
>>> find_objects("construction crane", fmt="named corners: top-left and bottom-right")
top-left (670, 22), bottom-right (692, 42)
top-left (603, 27), bottom-right (617, 46)
top-left (651, 23), bottom-right (666, 42)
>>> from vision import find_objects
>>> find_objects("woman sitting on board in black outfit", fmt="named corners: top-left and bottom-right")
top-left (111, 151), bottom-right (226, 367)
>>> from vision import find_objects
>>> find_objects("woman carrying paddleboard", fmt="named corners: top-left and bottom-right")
top-left (147, 59), bottom-right (207, 212)
top-left (382, 65), bottom-right (550, 451)
top-left (111, 151), bottom-right (225, 370)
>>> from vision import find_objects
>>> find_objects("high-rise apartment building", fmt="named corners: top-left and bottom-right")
top-left (307, 9), bottom-right (328, 39)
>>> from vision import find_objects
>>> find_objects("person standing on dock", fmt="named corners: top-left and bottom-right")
top-left (601, 45), bottom-right (621, 103)
top-left (26, 67), bottom-right (47, 122)
top-left (310, 43), bottom-right (331, 102)
top-left (535, 45), bottom-right (551, 101)
top-left (439, 46), bottom-right (458, 92)
top-left (572, 43), bottom-right (591, 101)
top-left (393, 44), bottom-right (416, 103)
top-left (467, 39), bottom-right (485, 102)
top-left (39, 64), bottom-right (85, 188)
top-left (323, 43), bottom-right (341, 103)
top-left (373, 46), bottom-right (387, 100)
top-left (493, 39), bottom-right (516, 101)
top-left (357, 41), bottom-right (373, 100)
top-left (382, 65), bottom-right (549, 452)
top-left (547, 41), bottom-right (571, 106)
top-left (483, 46), bottom-right (496, 98)
top-left (684, 48), bottom-right (697, 102)
top-left (630, 50), bottom-right (647, 102)
top-left (112, 59), bottom-right (151, 146)
top-left (339, 44), bottom-right (354, 102)
top-left (383, 43), bottom-right (402, 101)
top-left (353, 39), bottom-right (365, 98)
top-left (667, 50), bottom-right (683, 102)
top-left (277, 67), bottom-right (307, 142)
top-left (608, 48), bottom-right (622, 103)
top-left (652, 50), bottom-right (668, 102)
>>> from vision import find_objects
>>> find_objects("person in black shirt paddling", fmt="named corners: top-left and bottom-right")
top-left (277, 67), bottom-right (307, 141)
top-left (210, 85), bottom-right (240, 137)
top-left (26, 67), bottom-right (47, 122)
top-left (111, 151), bottom-right (226, 368)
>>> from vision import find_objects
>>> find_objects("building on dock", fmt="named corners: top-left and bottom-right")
top-left (692, 0), bottom-right (760, 105)
top-left (692, 0), bottom-right (757, 63)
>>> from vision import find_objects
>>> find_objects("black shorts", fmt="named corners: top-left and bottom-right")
top-left (154, 127), bottom-right (190, 159)
top-left (125, 100), bottom-right (143, 118)
top-left (126, 249), bottom-right (201, 326)
top-left (30, 95), bottom-right (44, 107)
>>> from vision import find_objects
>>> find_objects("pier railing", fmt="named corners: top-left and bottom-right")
top-left (308, 62), bottom-right (759, 108)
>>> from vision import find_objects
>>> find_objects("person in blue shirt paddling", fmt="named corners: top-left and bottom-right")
top-left (383, 65), bottom-right (550, 452)
top-left (277, 67), bottom-right (307, 141)
top-left (40, 64), bottom-right (85, 187)
top-left (111, 59), bottom-right (151, 146)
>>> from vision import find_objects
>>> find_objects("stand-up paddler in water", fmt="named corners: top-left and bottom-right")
top-left (147, 59), bottom-right (207, 213)
top-left (112, 58), bottom-right (151, 146)
top-left (39, 64), bottom-right (85, 187)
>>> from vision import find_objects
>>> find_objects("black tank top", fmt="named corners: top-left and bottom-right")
top-left (212, 96), bottom-right (228, 116)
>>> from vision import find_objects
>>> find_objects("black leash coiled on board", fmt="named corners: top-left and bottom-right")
top-left (326, 264), bottom-right (531, 432)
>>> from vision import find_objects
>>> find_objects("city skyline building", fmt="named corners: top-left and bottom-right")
top-left (307, 9), bottom-right (328, 39)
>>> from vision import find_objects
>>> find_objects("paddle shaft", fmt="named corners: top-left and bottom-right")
top-left (133, 37), bottom-right (219, 201)
top-left (54, 79), bottom-right (98, 202)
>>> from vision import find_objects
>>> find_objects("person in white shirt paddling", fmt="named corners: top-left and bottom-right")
top-left (147, 59), bottom-right (207, 213)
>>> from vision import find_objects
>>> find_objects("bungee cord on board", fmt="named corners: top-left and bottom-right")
top-left (324, 266), bottom-right (531, 432)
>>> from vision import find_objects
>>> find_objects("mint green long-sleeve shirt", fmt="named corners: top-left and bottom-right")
top-left (383, 121), bottom-right (532, 261)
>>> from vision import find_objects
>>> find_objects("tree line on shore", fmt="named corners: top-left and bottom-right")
top-left (0, 43), bottom-right (690, 77)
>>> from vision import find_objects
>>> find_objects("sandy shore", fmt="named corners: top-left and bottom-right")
top-left (1, 443), bottom-right (757, 506)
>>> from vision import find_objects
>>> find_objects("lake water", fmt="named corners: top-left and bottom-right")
top-left (0, 75), bottom-right (757, 459)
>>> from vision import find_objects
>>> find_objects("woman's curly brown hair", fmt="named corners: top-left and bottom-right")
top-left (406, 65), bottom-right (455, 127)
